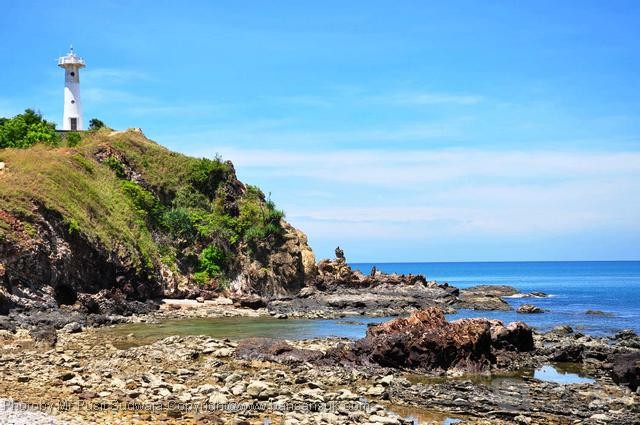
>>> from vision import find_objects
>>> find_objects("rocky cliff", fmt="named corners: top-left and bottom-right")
top-left (0, 129), bottom-right (315, 313)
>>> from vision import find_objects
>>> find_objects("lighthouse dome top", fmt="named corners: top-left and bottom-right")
top-left (58, 46), bottom-right (85, 68)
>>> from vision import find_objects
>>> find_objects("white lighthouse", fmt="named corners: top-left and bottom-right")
top-left (58, 46), bottom-right (86, 131)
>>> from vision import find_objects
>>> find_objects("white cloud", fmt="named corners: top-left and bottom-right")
top-left (191, 147), bottom-right (640, 240)
top-left (369, 92), bottom-right (483, 106)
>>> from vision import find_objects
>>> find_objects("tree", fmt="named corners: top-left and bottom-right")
top-left (88, 118), bottom-right (106, 131)
top-left (0, 109), bottom-right (59, 148)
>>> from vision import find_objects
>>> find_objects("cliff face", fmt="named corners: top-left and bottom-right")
top-left (0, 129), bottom-right (315, 313)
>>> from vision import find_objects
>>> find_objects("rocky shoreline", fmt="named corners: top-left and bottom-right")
top-left (0, 308), bottom-right (638, 424)
top-left (0, 256), bottom-right (638, 424)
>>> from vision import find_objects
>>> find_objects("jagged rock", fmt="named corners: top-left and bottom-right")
top-left (337, 307), bottom-right (533, 372)
top-left (517, 304), bottom-right (545, 314)
top-left (611, 351), bottom-right (640, 391)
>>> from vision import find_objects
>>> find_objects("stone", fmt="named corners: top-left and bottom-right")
top-left (368, 414), bottom-right (400, 424)
top-left (235, 338), bottom-right (323, 364)
top-left (589, 413), bottom-right (611, 421)
top-left (517, 304), bottom-right (544, 314)
top-left (342, 307), bottom-right (533, 372)
top-left (234, 296), bottom-right (267, 310)
top-left (208, 392), bottom-right (228, 404)
top-left (552, 325), bottom-right (574, 335)
top-left (246, 381), bottom-right (269, 398)
top-left (611, 351), bottom-right (640, 391)
top-left (62, 322), bottom-right (83, 333)
top-left (367, 385), bottom-right (385, 396)
top-left (30, 326), bottom-right (57, 347)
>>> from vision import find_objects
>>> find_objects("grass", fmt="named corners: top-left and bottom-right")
top-left (0, 128), bottom-right (286, 281)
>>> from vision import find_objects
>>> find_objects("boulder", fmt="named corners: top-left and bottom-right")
top-left (345, 307), bottom-right (533, 372)
top-left (234, 296), bottom-right (266, 310)
top-left (611, 351), bottom-right (640, 391)
top-left (517, 304), bottom-right (545, 314)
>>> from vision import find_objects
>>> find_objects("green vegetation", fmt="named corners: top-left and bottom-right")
top-left (0, 109), bottom-right (60, 149)
top-left (104, 156), bottom-right (125, 178)
top-left (88, 118), bottom-right (106, 131)
top-left (0, 128), bottom-right (286, 288)
top-left (66, 132), bottom-right (82, 147)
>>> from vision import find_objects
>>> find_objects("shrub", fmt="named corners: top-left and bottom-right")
top-left (66, 132), bottom-right (81, 147)
top-left (121, 181), bottom-right (163, 225)
top-left (161, 208), bottom-right (196, 241)
top-left (104, 156), bottom-right (126, 178)
top-left (188, 156), bottom-right (229, 198)
top-left (192, 271), bottom-right (210, 285)
top-left (171, 186), bottom-right (210, 211)
top-left (65, 218), bottom-right (80, 235)
top-left (198, 245), bottom-right (226, 277)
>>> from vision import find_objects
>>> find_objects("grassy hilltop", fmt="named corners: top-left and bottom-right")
top-left (0, 127), bottom-right (314, 310)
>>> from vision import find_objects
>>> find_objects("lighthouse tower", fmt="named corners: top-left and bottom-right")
top-left (58, 46), bottom-right (86, 131)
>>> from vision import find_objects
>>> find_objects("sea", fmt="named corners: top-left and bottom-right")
top-left (352, 261), bottom-right (640, 336)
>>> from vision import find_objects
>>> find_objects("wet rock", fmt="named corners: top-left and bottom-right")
top-left (585, 310), bottom-right (613, 316)
top-left (552, 325), bottom-right (574, 335)
top-left (611, 351), bottom-right (640, 391)
top-left (517, 304), bottom-right (545, 314)
top-left (235, 337), bottom-right (324, 364)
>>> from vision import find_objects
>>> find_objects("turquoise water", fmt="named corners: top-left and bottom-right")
top-left (352, 261), bottom-right (640, 336)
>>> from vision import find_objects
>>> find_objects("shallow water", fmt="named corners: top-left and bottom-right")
top-left (533, 363), bottom-right (595, 384)
top-left (104, 315), bottom-right (391, 348)
top-left (354, 261), bottom-right (640, 335)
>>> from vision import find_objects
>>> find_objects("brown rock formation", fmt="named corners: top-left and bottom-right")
top-left (342, 307), bottom-right (534, 372)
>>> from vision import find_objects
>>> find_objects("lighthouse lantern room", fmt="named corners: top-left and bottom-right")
top-left (58, 46), bottom-right (86, 131)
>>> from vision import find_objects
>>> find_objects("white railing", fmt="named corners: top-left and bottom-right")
top-left (58, 56), bottom-right (86, 66)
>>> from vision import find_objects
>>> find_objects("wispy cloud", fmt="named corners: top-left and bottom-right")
top-left (197, 147), bottom-right (640, 186)
top-left (369, 92), bottom-right (483, 106)
top-left (184, 146), bottom-right (640, 242)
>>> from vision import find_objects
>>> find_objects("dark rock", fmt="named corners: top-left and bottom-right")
top-left (551, 344), bottom-right (584, 362)
top-left (552, 325), bottom-right (574, 335)
top-left (585, 310), bottom-right (613, 317)
top-left (29, 325), bottom-right (57, 347)
top-left (490, 321), bottom-right (535, 352)
top-left (62, 322), bottom-right (82, 333)
top-left (517, 304), bottom-right (545, 314)
top-left (455, 285), bottom-right (515, 311)
top-left (234, 296), bottom-right (266, 310)
top-left (614, 329), bottom-right (637, 340)
top-left (611, 351), bottom-right (640, 391)
top-left (235, 337), bottom-right (324, 364)
top-left (340, 307), bottom-right (533, 372)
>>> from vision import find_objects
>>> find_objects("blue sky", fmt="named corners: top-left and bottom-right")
top-left (1, 1), bottom-right (639, 261)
